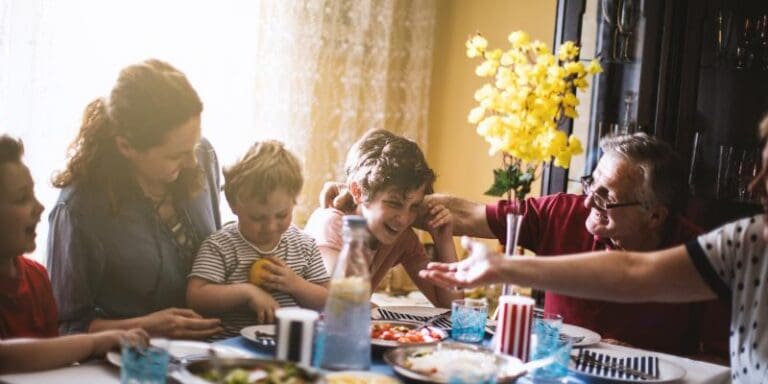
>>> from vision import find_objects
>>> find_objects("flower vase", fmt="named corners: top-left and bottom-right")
top-left (502, 212), bottom-right (523, 296)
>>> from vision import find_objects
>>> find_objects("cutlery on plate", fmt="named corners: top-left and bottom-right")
top-left (253, 330), bottom-right (274, 339)
top-left (559, 334), bottom-right (585, 344)
top-left (571, 354), bottom-right (659, 380)
top-left (416, 311), bottom-right (451, 331)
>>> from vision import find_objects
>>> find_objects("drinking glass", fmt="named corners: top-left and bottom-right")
top-left (717, 145), bottom-right (734, 199)
top-left (738, 149), bottom-right (756, 201)
top-left (451, 298), bottom-right (488, 343)
top-left (530, 338), bottom-right (573, 382)
top-left (120, 341), bottom-right (169, 384)
top-left (530, 313), bottom-right (570, 382)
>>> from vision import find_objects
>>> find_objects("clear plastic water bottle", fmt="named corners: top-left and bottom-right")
top-left (318, 215), bottom-right (372, 371)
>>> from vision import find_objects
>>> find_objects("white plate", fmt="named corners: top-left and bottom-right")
top-left (570, 348), bottom-right (686, 383)
top-left (485, 321), bottom-right (601, 347)
top-left (240, 324), bottom-right (277, 348)
top-left (383, 342), bottom-right (525, 383)
top-left (326, 370), bottom-right (402, 383)
top-left (561, 323), bottom-right (601, 347)
top-left (106, 339), bottom-right (251, 367)
top-left (371, 306), bottom-right (450, 320)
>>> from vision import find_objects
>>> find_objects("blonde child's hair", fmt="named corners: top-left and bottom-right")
top-left (223, 140), bottom-right (303, 207)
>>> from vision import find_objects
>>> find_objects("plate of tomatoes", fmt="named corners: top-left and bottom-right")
top-left (371, 320), bottom-right (447, 349)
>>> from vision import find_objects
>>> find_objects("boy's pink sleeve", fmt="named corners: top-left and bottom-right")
top-left (304, 208), bottom-right (344, 251)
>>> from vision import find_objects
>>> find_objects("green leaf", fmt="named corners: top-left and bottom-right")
top-left (485, 167), bottom-right (515, 196)
top-left (485, 163), bottom-right (537, 200)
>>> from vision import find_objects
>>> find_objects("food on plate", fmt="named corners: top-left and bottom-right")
top-left (404, 349), bottom-right (498, 379)
top-left (370, 323), bottom-right (444, 344)
top-left (326, 372), bottom-right (400, 384)
top-left (198, 363), bottom-right (313, 384)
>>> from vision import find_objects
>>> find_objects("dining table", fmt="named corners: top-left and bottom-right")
top-left (0, 334), bottom-right (732, 384)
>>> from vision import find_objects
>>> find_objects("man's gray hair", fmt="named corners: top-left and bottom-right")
top-left (599, 133), bottom-right (688, 216)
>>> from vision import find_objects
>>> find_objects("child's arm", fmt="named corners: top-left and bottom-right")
top-left (259, 256), bottom-right (328, 310)
top-left (187, 277), bottom-right (280, 324)
top-left (0, 329), bottom-right (148, 374)
top-left (412, 203), bottom-right (463, 308)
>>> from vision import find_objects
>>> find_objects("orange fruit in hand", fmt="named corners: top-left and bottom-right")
top-left (249, 259), bottom-right (271, 285)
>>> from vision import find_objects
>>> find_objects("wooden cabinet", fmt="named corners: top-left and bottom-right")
top-left (546, 0), bottom-right (766, 229)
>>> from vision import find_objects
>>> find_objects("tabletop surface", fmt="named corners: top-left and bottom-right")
top-left (0, 336), bottom-right (731, 384)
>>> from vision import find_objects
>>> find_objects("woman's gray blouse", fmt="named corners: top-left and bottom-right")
top-left (47, 139), bottom-right (221, 334)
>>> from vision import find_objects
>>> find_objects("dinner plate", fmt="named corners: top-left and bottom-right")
top-left (240, 324), bottom-right (277, 349)
top-left (370, 319), bottom-right (447, 349)
top-left (560, 323), bottom-right (601, 347)
top-left (383, 341), bottom-right (525, 383)
top-left (176, 357), bottom-right (322, 384)
top-left (485, 321), bottom-right (602, 347)
top-left (326, 370), bottom-right (402, 384)
top-left (106, 339), bottom-right (252, 368)
top-left (569, 348), bottom-right (686, 383)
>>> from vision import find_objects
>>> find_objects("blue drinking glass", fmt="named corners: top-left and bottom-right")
top-left (451, 298), bottom-right (488, 343)
top-left (120, 343), bottom-right (169, 384)
top-left (531, 312), bottom-right (572, 382)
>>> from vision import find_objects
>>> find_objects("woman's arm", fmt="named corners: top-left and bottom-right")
top-left (421, 245), bottom-right (717, 303)
top-left (88, 308), bottom-right (223, 340)
top-left (0, 329), bottom-right (148, 374)
top-left (186, 277), bottom-right (279, 324)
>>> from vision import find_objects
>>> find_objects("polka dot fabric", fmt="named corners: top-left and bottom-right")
top-left (687, 215), bottom-right (767, 383)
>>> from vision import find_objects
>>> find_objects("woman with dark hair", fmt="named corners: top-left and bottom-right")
top-left (48, 59), bottom-right (222, 339)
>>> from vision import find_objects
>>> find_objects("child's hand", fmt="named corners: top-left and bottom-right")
top-left (260, 256), bottom-right (302, 294)
top-left (92, 328), bottom-right (149, 356)
top-left (424, 202), bottom-right (454, 241)
top-left (247, 286), bottom-right (280, 324)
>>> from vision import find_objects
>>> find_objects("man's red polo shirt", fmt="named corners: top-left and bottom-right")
top-left (0, 256), bottom-right (59, 338)
top-left (486, 193), bottom-right (707, 355)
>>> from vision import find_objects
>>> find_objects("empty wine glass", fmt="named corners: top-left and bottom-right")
top-left (717, 145), bottom-right (734, 199)
top-left (714, 10), bottom-right (732, 65)
top-left (620, 92), bottom-right (637, 133)
top-left (617, 0), bottom-right (636, 61)
top-left (735, 17), bottom-right (755, 70)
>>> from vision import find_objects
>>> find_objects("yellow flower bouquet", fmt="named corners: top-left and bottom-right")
top-left (466, 31), bottom-right (602, 202)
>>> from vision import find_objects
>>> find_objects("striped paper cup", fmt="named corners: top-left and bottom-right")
top-left (493, 295), bottom-right (535, 361)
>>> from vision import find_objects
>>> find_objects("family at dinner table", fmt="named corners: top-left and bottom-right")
top-left (0, 58), bottom-right (766, 382)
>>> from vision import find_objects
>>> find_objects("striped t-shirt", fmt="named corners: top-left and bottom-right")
top-left (189, 222), bottom-right (329, 338)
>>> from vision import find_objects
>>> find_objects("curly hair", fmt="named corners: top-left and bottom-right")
top-left (339, 130), bottom-right (435, 208)
top-left (223, 140), bottom-right (303, 207)
top-left (53, 59), bottom-right (203, 211)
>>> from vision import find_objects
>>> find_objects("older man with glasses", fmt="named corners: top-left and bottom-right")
top-left (427, 133), bottom-right (728, 358)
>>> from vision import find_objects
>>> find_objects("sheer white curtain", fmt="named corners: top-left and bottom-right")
top-left (250, 0), bottom-right (436, 223)
top-left (0, 0), bottom-right (436, 263)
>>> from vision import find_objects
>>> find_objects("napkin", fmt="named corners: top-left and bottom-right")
top-left (572, 348), bottom-right (660, 380)
top-left (375, 308), bottom-right (453, 329)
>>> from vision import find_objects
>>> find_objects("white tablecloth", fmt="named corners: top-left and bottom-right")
top-left (0, 342), bottom-right (731, 384)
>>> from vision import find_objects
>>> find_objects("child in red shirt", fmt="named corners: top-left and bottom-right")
top-left (0, 135), bottom-right (147, 373)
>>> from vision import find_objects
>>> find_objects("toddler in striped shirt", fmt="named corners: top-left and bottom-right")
top-left (186, 141), bottom-right (329, 339)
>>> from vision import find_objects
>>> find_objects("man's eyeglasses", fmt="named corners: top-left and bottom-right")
top-left (580, 175), bottom-right (643, 210)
